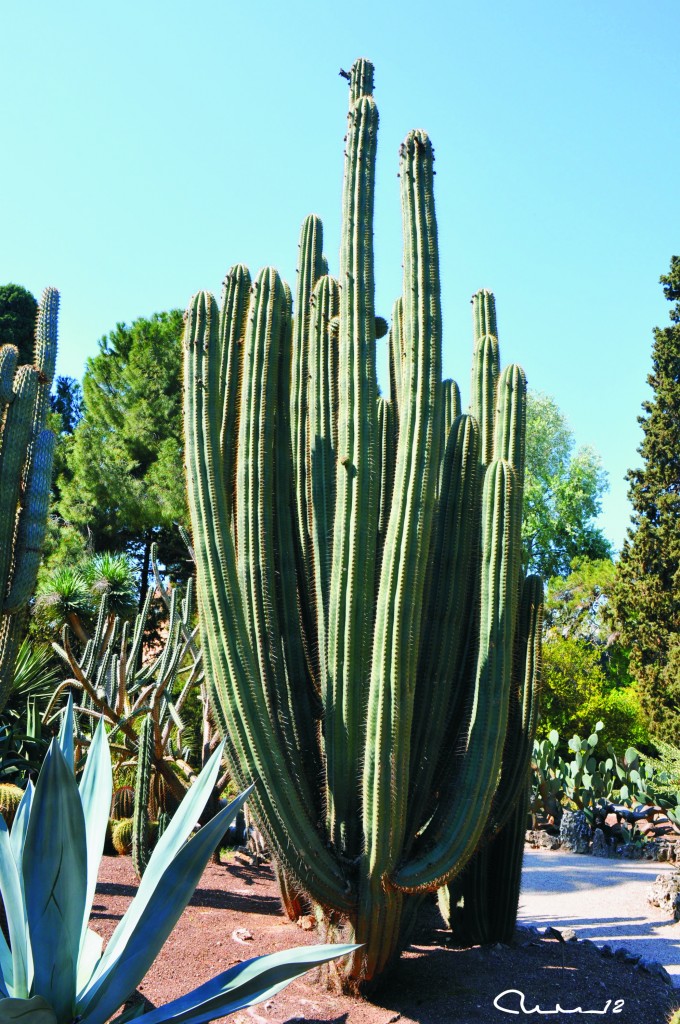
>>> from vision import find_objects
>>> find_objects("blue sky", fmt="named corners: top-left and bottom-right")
top-left (2, 1), bottom-right (678, 552)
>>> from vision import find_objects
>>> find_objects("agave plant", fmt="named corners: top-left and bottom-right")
top-left (0, 698), bottom-right (356, 1023)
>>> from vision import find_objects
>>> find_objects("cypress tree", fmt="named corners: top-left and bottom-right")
top-left (614, 256), bottom-right (680, 741)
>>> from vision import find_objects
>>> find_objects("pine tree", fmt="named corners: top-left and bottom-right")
top-left (54, 311), bottom-right (190, 601)
top-left (613, 256), bottom-right (680, 742)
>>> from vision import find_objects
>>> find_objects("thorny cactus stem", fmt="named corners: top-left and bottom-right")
top-left (0, 288), bottom-right (58, 711)
top-left (183, 58), bottom-right (542, 989)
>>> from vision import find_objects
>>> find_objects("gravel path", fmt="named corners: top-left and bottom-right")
top-left (519, 848), bottom-right (680, 986)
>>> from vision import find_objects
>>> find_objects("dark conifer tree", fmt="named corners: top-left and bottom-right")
top-left (0, 283), bottom-right (38, 362)
top-left (613, 256), bottom-right (680, 742)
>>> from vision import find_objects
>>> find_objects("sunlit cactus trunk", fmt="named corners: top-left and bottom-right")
top-left (0, 288), bottom-right (58, 711)
top-left (183, 59), bottom-right (542, 989)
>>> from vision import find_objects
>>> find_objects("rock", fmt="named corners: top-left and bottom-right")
top-left (591, 828), bottom-right (609, 858)
top-left (526, 829), bottom-right (561, 850)
top-left (600, 944), bottom-right (614, 958)
top-left (647, 871), bottom-right (680, 919)
top-left (559, 810), bottom-right (591, 854)
top-left (613, 947), bottom-right (640, 964)
top-left (559, 927), bottom-right (578, 943)
top-left (638, 959), bottom-right (673, 985)
top-left (231, 928), bottom-right (255, 943)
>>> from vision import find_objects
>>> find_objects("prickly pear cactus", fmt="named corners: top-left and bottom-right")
top-left (0, 288), bottom-right (58, 711)
top-left (183, 59), bottom-right (542, 987)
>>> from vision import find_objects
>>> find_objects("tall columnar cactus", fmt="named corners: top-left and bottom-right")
top-left (183, 59), bottom-right (542, 987)
top-left (132, 712), bottom-right (154, 877)
top-left (0, 288), bottom-right (58, 711)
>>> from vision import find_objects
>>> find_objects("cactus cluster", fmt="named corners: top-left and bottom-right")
top-left (46, 545), bottom-right (205, 809)
top-left (531, 724), bottom-right (661, 825)
top-left (183, 58), bottom-right (542, 986)
top-left (0, 288), bottom-right (58, 710)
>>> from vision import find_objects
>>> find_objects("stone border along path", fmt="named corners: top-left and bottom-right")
top-left (519, 848), bottom-right (680, 986)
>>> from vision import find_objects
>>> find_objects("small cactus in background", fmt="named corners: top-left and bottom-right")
top-left (0, 288), bottom-right (58, 711)
top-left (0, 781), bottom-right (25, 827)
top-left (111, 816), bottom-right (134, 855)
top-left (183, 59), bottom-right (542, 986)
top-left (111, 784), bottom-right (135, 820)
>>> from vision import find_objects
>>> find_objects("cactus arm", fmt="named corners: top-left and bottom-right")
top-left (387, 297), bottom-right (403, 420)
top-left (184, 290), bottom-right (352, 912)
top-left (442, 377), bottom-right (461, 427)
top-left (358, 129), bottom-right (442, 975)
top-left (470, 334), bottom-right (499, 466)
top-left (4, 430), bottom-right (55, 613)
top-left (326, 65), bottom-right (379, 855)
top-left (272, 284), bottom-right (323, 804)
top-left (132, 714), bottom-right (153, 877)
top-left (390, 459), bottom-right (521, 892)
top-left (436, 378), bottom-right (461, 496)
top-left (291, 215), bottom-right (325, 594)
top-left (472, 287), bottom-right (497, 343)
top-left (235, 271), bottom-right (283, 712)
top-left (218, 265), bottom-right (251, 522)
top-left (0, 366), bottom-right (39, 600)
top-left (375, 396), bottom-right (396, 575)
top-left (488, 573), bottom-right (543, 833)
top-left (349, 58), bottom-right (374, 106)
top-left (494, 363), bottom-right (527, 483)
top-left (31, 286), bottom-right (59, 435)
top-left (0, 345), bottom-right (18, 406)
top-left (407, 414), bottom-right (480, 834)
top-left (235, 268), bottom-right (316, 808)
top-left (308, 274), bottom-right (340, 692)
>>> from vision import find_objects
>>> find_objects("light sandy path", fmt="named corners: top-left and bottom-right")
top-left (519, 848), bottom-right (680, 986)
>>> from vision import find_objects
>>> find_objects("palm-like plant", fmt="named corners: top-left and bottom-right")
top-left (34, 567), bottom-right (90, 643)
top-left (81, 553), bottom-right (137, 620)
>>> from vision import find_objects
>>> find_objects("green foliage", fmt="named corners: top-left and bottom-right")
top-left (54, 310), bottom-right (190, 590)
top-left (613, 257), bottom-right (680, 743)
top-left (523, 392), bottom-right (611, 578)
top-left (49, 376), bottom-right (82, 434)
top-left (0, 709), bottom-right (356, 1023)
top-left (0, 284), bottom-right (37, 364)
top-left (184, 59), bottom-right (541, 985)
top-left (540, 636), bottom-right (647, 751)
top-left (539, 557), bottom-right (644, 752)
top-left (641, 737), bottom-right (680, 800)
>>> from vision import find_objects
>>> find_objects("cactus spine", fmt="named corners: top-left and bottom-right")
top-left (183, 59), bottom-right (541, 988)
top-left (0, 288), bottom-right (58, 710)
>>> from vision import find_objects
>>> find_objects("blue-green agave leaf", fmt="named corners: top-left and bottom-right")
top-left (85, 741), bottom-right (229, 979)
top-left (0, 817), bottom-right (29, 997)
top-left (0, 994), bottom-right (58, 1022)
top-left (9, 782), bottom-right (33, 867)
top-left (78, 719), bottom-right (113, 950)
top-left (77, 789), bottom-right (249, 1024)
top-left (126, 944), bottom-right (360, 1024)
top-left (58, 693), bottom-right (75, 768)
top-left (0, 941), bottom-right (10, 997)
top-left (77, 928), bottom-right (104, 994)
top-left (23, 741), bottom-right (87, 1021)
